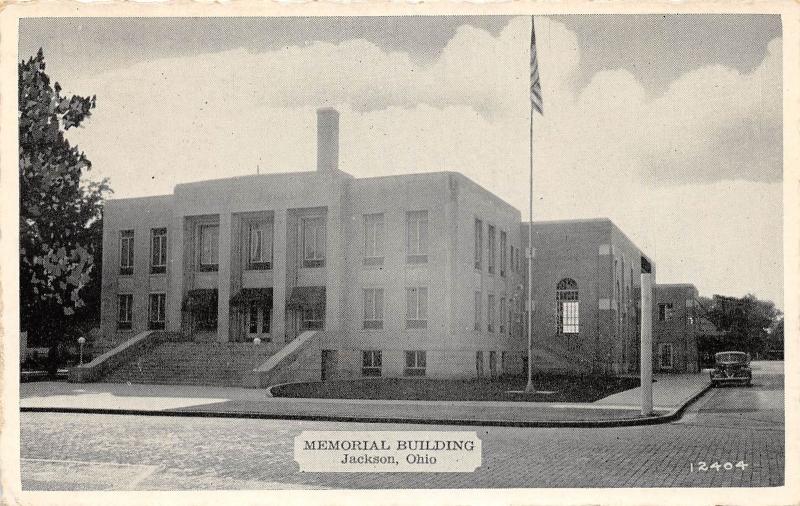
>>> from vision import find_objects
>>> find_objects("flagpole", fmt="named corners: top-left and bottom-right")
top-left (525, 88), bottom-right (535, 394)
top-left (525, 17), bottom-right (536, 394)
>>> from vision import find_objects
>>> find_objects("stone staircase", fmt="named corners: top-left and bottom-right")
top-left (100, 341), bottom-right (277, 387)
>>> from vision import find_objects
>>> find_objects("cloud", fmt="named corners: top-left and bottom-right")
top-left (59, 17), bottom-right (783, 306)
top-left (639, 37), bottom-right (782, 184)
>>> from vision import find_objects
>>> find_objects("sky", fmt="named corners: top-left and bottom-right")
top-left (19, 15), bottom-right (784, 308)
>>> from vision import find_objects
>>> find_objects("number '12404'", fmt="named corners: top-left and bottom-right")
top-left (690, 461), bottom-right (749, 472)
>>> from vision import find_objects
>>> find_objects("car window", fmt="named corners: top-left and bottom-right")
top-left (716, 352), bottom-right (748, 364)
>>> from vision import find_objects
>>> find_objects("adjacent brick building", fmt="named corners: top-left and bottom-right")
top-left (652, 283), bottom-right (701, 373)
top-left (521, 219), bottom-right (655, 375)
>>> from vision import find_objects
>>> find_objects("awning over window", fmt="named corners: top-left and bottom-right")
top-left (287, 286), bottom-right (326, 310)
top-left (230, 287), bottom-right (273, 308)
top-left (182, 289), bottom-right (218, 312)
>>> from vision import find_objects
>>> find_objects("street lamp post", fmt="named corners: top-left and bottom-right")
top-left (77, 336), bottom-right (86, 366)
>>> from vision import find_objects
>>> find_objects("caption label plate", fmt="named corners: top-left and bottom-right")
top-left (294, 431), bottom-right (482, 473)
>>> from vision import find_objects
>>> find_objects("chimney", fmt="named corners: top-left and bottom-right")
top-left (316, 107), bottom-right (339, 172)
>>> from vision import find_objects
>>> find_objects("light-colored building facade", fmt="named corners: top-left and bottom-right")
top-left (99, 108), bottom-right (526, 380)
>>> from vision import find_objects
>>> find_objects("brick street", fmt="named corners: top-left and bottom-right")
top-left (20, 362), bottom-right (783, 490)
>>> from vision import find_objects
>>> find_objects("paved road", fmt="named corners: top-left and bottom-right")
top-left (19, 362), bottom-right (784, 490)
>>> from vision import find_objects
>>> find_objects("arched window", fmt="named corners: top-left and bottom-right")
top-left (556, 278), bottom-right (579, 334)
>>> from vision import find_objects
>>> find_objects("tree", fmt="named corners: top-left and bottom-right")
top-left (764, 317), bottom-right (784, 357)
top-left (702, 294), bottom-right (781, 356)
top-left (19, 49), bottom-right (110, 348)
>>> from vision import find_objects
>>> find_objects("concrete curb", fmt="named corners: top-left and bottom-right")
top-left (20, 381), bottom-right (712, 428)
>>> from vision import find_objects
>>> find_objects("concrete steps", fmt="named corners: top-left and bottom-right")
top-left (100, 341), bottom-right (276, 387)
top-left (246, 330), bottom-right (321, 387)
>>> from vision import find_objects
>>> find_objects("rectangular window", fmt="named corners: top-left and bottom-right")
top-left (404, 350), bottom-right (426, 376)
top-left (302, 216), bottom-right (326, 268)
top-left (150, 228), bottom-right (167, 274)
top-left (559, 301), bottom-right (580, 334)
top-left (476, 351), bottom-right (484, 377)
top-left (198, 224), bottom-right (219, 271)
top-left (499, 297), bottom-right (506, 334)
top-left (487, 294), bottom-right (495, 332)
top-left (500, 231), bottom-right (507, 277)
top-left (119, 230), bottom-right (134, 275)
top-left (364, 213), bottom-right (385, 266)
top-left (117, 294), bottom-right (133, 330)
top-left (487, 225), bottom-right (496, 274)
top-left (659, 343), bottom-right (674, 369)
top-left (474, 291), bottom-right (482, 331)
top-left (302, 306), bottom-right (324, 330)
top-left (406, 287), bottom-right (428, 328)
top-left (406, 210), bottom-right (428, 263)
top-left (362, 350), bottom-right (382, 377)
top-left (509, 246), bottom-right (514, 273)
top-left (247, 302), bottom-right (271, 336)
top-left (148, 293), bottom-right (166, 330)
top-left (363, 288), bottom-right (384, 329)
top-left (489, 350), bottom-right (497, 378)
top-left (248, 221), bottom-right (273, 270)
top-left (474, 218), bottom-right (483, 270)
top-left (658, 303), bottom-right (673, 321)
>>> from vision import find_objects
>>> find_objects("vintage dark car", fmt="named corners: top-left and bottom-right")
top-left (710, 351), bottom-right (752, 386)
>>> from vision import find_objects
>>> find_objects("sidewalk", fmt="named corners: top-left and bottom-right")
top-left (20, 373), bottom-right (710, 427)
top-left (594, 373), bottom-right (711, 409)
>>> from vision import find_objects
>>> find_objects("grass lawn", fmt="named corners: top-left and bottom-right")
top-left (271, 374), bottom-right (640, 403)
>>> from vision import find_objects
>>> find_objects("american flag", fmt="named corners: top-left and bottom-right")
top-left (530, 18), bottom-right (543, 115)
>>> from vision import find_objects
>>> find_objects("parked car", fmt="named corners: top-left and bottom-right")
top-left (710, 351), bottom-right (752, 386)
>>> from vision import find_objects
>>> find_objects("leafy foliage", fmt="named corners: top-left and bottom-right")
top-left (19, 49), bottom-right (110, 346)
top-left (699, 294), bottom-right (782, 356)
top-left (765, 317), bottom-right (784, 354)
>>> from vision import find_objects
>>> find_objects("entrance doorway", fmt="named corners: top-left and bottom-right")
top-left (246, 303), bottom-right (271, 342)
top-left (321, 349), bottom-right (337, 381)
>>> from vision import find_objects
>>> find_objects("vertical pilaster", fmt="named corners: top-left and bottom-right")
top-left (273, 209), bottom-right (288, 341)
top-left (217, 213), bottom-right (232, 342)
top-left (167, 215), bottom-right (184, 332)
top-left (445, 176), bottom-right (458, 338)
top-left (133, 224), bottom-right (150, 332)
top-left (325, 193), bottom-right (343, 332)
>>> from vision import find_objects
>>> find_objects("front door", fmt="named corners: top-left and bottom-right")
top-left (321, 349), bottom-right (337, 381)
top-left (659, 343), bottom-right (674, 371)
top-left (246, 303), bottom-right (271, 342)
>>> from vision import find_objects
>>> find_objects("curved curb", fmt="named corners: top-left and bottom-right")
top-left (20, 382), bottom-right (712, 428)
